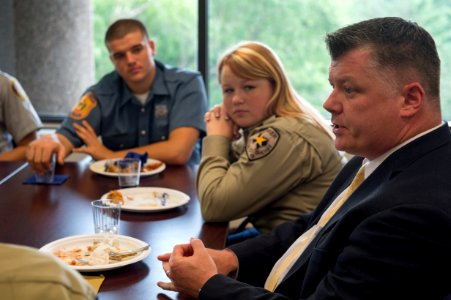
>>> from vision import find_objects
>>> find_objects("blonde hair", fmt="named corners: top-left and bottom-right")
top-left (217, 41), bottom-right (333, 138)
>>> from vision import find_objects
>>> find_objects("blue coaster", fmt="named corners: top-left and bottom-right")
top-left (125, 151), bottom-right (148, 165)
top-left (23, 174), bottom-right (69, 185)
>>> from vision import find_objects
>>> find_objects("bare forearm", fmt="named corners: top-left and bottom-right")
top-left (133, 141), bottom-right (195, 164)
top-left (0, 146), bottom-right (27, 161)
top-left (103, 127), bottom-right (199, 165)
top-left (0, 131), bottom-right (39, 161)
top-left (55, 133), bottom-right (75, 155)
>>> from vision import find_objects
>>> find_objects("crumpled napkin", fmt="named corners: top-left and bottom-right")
top-left (23, 174), bottom-right (69, 185)
top-left (124, 152), bottom-right (148, 165)
top-left (82, 274), bottom-right (105, 294)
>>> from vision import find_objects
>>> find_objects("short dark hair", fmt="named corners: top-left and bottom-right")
top-left (325, 17), bottom-right (440, 99)
top-left (104, 19), bottom-right (149, 45)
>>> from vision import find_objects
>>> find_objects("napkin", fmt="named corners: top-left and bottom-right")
top-left (125, 151), bottom-right (148, 165)
top-left (83, 274), bottom-right (105, 294)
top-left (23, 174), bottom-right (69, 185)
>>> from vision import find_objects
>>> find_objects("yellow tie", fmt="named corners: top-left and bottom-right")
top-left (318, 166), bottom-right (365, 227)
top-left (264, 165), bottom-right (366, 292)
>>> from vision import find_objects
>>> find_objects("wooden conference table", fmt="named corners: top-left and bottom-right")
top-left (0, 160), bottom-right (27, 185)
top-left (0, 159), bottom-right (228, 299)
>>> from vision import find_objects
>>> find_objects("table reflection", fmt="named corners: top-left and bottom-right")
top-left (0, 160), bottom-right (228, 299)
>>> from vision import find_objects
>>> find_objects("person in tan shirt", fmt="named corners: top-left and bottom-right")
top-left (197, 41), bottom-right (343, 234)
top-left (0, 71), bottom-right (42, 161)
top-left (0, 243), bottom-right (95, 299)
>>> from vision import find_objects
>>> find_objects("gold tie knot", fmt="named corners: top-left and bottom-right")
top-left (318, 164), bottom-right (366, 227)
top-left (344, 166), bottom-right (366, 198)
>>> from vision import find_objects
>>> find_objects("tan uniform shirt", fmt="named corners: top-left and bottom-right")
top-left (0, 243), bottom-right (96, 300)
top-left (0, 71), bottom-right (42, 153)
top-left (197, 115), bottom-right (344, 233)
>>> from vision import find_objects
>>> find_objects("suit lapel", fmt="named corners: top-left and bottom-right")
top-left (277, 123), bottom-right (451, 290)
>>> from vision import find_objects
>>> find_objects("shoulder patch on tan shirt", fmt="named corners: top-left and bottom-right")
top-left (9, 79), bottom-right (26, 101)
top-left (70, 92), bottom-right (97, 120)
top-left (246, 127), bottom-right (280, 161)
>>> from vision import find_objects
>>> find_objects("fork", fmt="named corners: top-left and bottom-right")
top-left (109, 244), bottom-right (150, 259)
top-left (75, 244), bottom-right (150, 265)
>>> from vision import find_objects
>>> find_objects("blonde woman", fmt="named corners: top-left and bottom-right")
top-left (197, 41), bottom-right (344, 237)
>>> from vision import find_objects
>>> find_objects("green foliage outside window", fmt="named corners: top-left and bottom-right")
top-left (93, 0), bottom-right (451, 121)
top-left (92, 0), bottom-right (197, 79)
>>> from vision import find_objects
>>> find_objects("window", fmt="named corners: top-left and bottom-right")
top-left (93, 0), bottom-right (198, 80)
top-left (92, 0), bottom-right (451, 121)
top-left (208, 0), bottom-right (451, 120)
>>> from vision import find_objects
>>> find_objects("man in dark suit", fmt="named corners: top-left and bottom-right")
top-left (157, 17), bottom-right (451, 299)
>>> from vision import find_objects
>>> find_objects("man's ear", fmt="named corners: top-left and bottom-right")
top-left (148, 39), bottom-right (156, 56)
top-left (400, 82), bottom-right (424, 117)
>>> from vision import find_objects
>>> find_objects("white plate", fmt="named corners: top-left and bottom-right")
top-left (40, 234), bottom-right (151, 272)
top-left (101, 187), bottom-right (190, 212)
top-left (89, 158), bottom-right (166, 177)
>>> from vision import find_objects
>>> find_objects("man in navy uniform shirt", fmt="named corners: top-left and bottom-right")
top-left (27, 19), bottom-right (208, 172)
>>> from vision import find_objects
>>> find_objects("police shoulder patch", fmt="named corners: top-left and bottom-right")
top-left (9, 79), bottom-right (26, 101)
top-left (70, 92), bottom-right (98, 120)
top-left (246, 127), bottom-right (280, 161)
